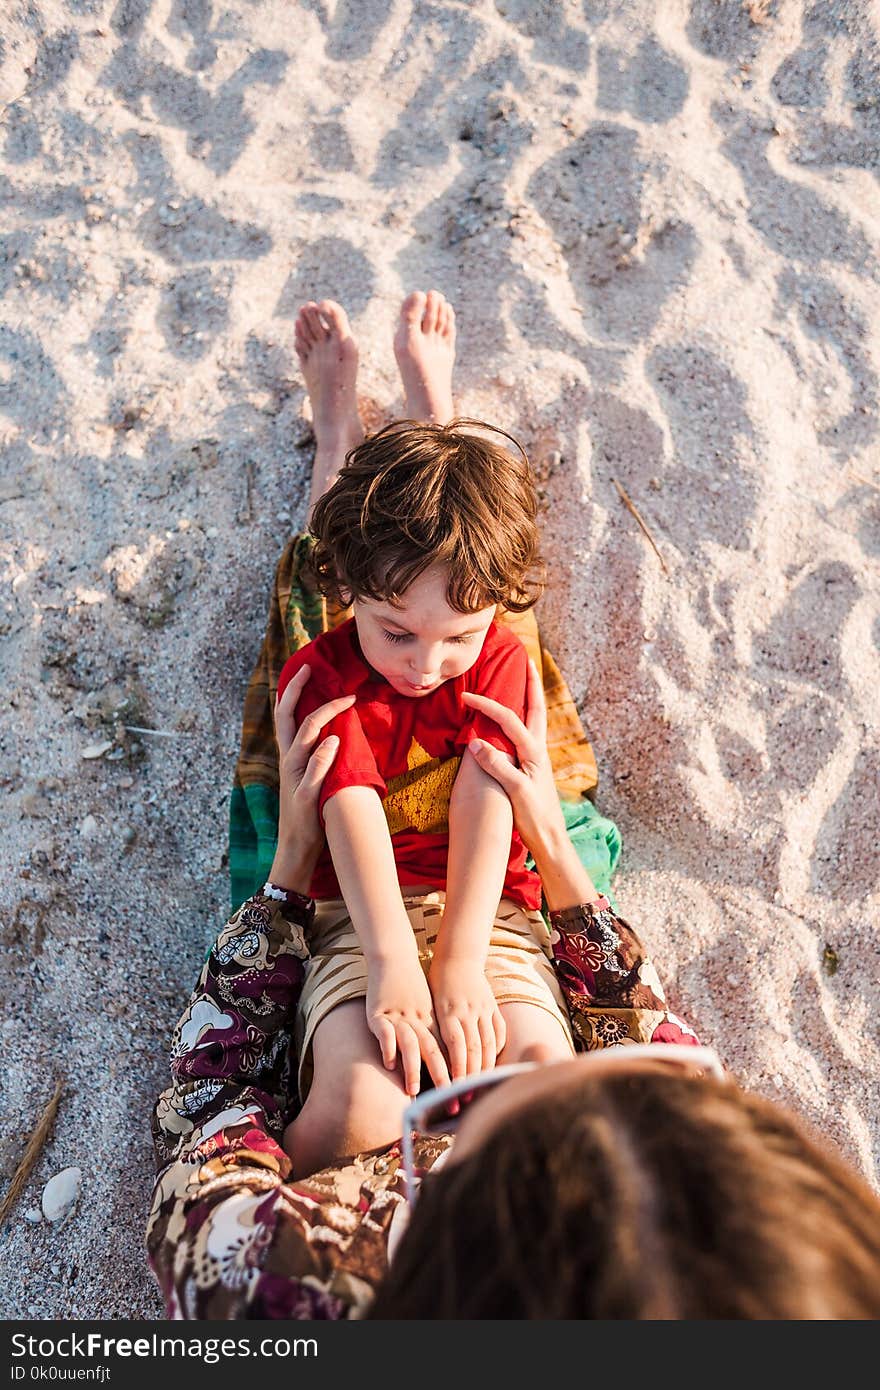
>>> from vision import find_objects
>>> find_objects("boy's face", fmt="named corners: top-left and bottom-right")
top-left (352, 564), bottom-right (496, 697)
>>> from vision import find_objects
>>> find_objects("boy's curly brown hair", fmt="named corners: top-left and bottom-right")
top-left (306, 418), bottom-right (546, 614)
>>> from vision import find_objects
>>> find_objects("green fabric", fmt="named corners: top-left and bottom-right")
top-left (230, 782), bottom-right (280, 911)
top-left (284, 534), bottom-right (327, 646)
top-left (561, 795), bottom-right (622, 903)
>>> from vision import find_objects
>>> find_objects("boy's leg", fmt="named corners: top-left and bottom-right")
top-left (295, 298), bottom-right (364, 511)
top-left (393, 289), bottom-right (456, 425)
top-left (498, 1001), bottom-right (575, 1067)
top-left (283, 1000), bottom-right (409, 1179)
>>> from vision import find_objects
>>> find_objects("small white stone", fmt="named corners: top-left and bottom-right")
top-left (23, 1208), bottom-right (42, 1223)
top-left (79, 815), bottom-right (99, 839)
top-left (41, 1167), bottom-right (82, 1223)
top-left (81, 740), bottom-right (114, 760)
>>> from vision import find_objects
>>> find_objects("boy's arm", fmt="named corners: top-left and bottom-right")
top-left (324, 786), bottom-right (451, 1095)
top-left (428, 752), bottom-right (511, 1079)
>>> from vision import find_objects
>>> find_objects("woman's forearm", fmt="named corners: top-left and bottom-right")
top-left (529, 821), bottom-right (602, 911)
top-left (324, 786), bottom-right (418, 961)
top-left (268, 838), bottom-right (319, 896)
top-left (436, 755), bottom-right (513, 963)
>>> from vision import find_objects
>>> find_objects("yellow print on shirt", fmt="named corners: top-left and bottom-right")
top-left (382, 736), bottom-right (461, 835)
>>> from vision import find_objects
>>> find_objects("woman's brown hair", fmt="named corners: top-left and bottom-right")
top-left (306, 418), bottom-right (546, 613)
top-left (370, 1071), bottom-right (880, 1319)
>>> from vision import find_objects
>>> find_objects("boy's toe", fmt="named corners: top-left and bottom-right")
top-left (304, 303), bottom-right (328, 339)
top-left (318, 299), bottom-right (351, 338)
top-left (295, 311), bottom-right (313, 346)
top-left (401, 290), bottom-right (427, 324)
top-left (423, 289), bottom-right (442, 332)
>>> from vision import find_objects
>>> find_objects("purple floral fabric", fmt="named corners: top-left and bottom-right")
top-left (548, 900), bottom-right (700, 1049)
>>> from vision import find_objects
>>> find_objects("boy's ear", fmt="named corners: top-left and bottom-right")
top-left (339, 585), bottom-right (353, 607)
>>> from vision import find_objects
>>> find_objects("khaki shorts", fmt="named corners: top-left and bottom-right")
top-left (294, 885), bottom-right (575, 1102)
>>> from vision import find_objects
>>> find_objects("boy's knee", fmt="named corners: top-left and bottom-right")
top-left (304, 1056), bottom-right (408, 1148)
top-left (516, 1039), bottom-right (572, 1065)
top-left (344, 1060), bottom-right (409, 1136)
top-left (498, 1002), bottom-right (574, 1066)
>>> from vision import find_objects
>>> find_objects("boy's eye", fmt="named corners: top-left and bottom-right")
top-left (381, 630), bottom-right (475, 646)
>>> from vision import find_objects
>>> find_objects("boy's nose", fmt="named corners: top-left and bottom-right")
top-left (410, 646), bottom-right (443, 680)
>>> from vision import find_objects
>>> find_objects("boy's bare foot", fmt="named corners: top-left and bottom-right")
top-left (295, 299), bottom-right (363, 508)
top-left (393, 290), bottom-right (456, 425)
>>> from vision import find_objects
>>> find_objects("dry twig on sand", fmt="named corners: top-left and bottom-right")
top-left (0, 1080), bottom-right (63, 1227)
top-left (612, 478), bottom-right (670, 576)
top-left (850, 468), bottom-right (880, 495)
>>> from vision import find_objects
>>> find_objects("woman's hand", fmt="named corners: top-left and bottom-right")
top-left (268, 664), bottom-right (356, 893)
top-left (366, 953), bottom-right (452, 1096)
top-left (462, 659), bottom-right (601, 911)
top-left (461, 658), bottom-right (567, 860)
top-left (428, 956), bottom-right (506, 1081)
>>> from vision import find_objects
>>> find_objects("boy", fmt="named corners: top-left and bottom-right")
top-left (279, 294), bottom-right (573, 1176)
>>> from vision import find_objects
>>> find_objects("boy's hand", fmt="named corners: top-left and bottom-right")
top-left (366, 954), bottom-right (451, 1096)
top-left (428, 956), bottom-right (507, 1080)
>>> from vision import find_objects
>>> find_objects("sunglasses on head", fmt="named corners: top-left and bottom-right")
top-left (401, 1044), bottom-right (726, 1204)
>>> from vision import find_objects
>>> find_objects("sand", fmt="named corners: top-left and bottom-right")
top-left (1, 0), bottom-right (878, 1318)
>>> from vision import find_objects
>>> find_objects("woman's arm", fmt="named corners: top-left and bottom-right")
top-left (462, 659), bottom-right (604, 911)
top-left (462, 661), bottom-right (702, 1051)
top-left (153, 667), bottom-right (350, 1171)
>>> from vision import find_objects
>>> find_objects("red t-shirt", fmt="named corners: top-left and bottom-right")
top-left (276, 618), bottom-right (541, 909)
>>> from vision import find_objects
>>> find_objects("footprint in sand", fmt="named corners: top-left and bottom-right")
top-left (103, 28), bottom-right (287, 174)
top-left (493, 0), bottom-right (591, 71)
top-left (277, 238), bottom-right (374, 322)
top-left (158, 267), bottom-right (232, 361)
top-left (597, 36), bottom-right (688, 124)
top-left (752, 561), bottom-right (861, 689)
top-left (769, 8), bottom-right (880, 176)
top-left (718, 110), bottom-right (877, 279)
top-left (811, 746), bottom-right (880, 902)
top-left (646, 342), bottom-right (759, 552)
top-left (764, 691), bottom-right (845, 793)
top-left (528, 125), bottom-right (698, 343)
top-left (775, 269), bottom-right (877, 459)
top-left (0, 326), bottom-right (68, 445)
